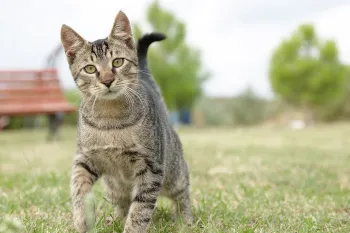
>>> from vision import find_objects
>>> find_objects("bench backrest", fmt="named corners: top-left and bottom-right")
top-left (0, 69), bottom-right (67, 106)
top-left (0, 69), bottom-right (76, 116)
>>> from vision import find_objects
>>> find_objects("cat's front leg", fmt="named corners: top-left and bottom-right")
top-left (71, 157), bottom-right (99, 233)
top-left (123, 158), bottom-right (163, 233)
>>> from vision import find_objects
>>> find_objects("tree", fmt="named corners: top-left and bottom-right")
top-left (230, 86), bottom-right (269, 125)
top-left (269, 24), bottom-right (348, 122)
top-left (318, 76), bottom-right (350, 121)
top-left (133, 1), bottom-right (209, 110)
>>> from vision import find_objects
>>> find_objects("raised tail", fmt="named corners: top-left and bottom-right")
top-left (137, 32), bottom-right (166, 71)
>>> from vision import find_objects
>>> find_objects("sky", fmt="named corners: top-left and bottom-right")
top-left (1, 0), bottom-right (350, 98)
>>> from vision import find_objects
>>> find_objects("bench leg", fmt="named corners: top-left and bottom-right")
top-left (47, 113), bottom-right (64, 141)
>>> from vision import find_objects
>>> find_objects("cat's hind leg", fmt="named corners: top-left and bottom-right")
top-left (167, 164), bottom-right (194, 225)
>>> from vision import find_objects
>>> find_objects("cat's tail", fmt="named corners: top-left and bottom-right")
top-left (137, 32), bottom-right (166, 71)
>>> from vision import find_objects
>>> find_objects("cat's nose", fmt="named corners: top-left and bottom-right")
top-left (101, 72), bottom-right (114, 88)
top-left (102, 79), bottom-right (113, 88)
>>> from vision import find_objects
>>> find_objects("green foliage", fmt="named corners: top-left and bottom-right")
top-left (64, 89), bottom-right (80, 125)
top-left (133, 1), bottom-right (209, 110)
top-left (317, 76), bottom-right (350, 121)
top-left (195, 97), bottom-right (234, 126)
top-left (269, 23), bottom-right (348, 110)
top-left (7, 116), bottom-right (46, 129)
top-left (230, 87), bottom-right (272, 125)
top-left (196, 87), bottom-right (277, 126)
top-left (7, 116), bottom-right (24, 129)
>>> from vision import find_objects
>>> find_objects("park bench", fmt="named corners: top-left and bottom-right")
top-left (0, 69), bottom-right (76, 139)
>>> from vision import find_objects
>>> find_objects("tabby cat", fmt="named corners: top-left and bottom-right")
top-left (60, 11), bottom-right (194, 233)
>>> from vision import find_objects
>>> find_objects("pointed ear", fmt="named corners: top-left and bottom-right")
top-left (60, 24), bottom-right (85, 63)
top-left (109, 11), bottom-right (135, 49)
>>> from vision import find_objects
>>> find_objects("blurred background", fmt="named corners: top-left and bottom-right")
top-left (2, 0), bottom-right (350, 129)
top-left (2, 1), bottom-right (350, 232)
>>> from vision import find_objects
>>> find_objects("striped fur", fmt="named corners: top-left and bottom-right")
top-left (61, 11), bottom-right (193, 233)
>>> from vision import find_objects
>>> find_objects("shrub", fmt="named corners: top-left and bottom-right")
top-left (63, 89), bottom-right (80, 125)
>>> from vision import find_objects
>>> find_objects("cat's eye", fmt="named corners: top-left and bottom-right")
top-left (84, 65), bottom-right (97, 74)
top-left (112, 58), bottom-right (124, 68)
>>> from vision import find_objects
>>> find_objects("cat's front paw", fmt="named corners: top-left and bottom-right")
top-left (104, 216), bottom-right (114, 226)
top-left (183, 215), bottom-right (195, 226)
top-left (74, 217), bottom-right (88, 233)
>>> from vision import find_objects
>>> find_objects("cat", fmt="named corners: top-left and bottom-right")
top-left (60, 10), bottom-right (194, 233)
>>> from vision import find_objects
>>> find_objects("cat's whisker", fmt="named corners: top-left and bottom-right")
top-left (91, 95), bottom-right (98, 120)
top-left (81, 94), bottom-right (95, 113)
top-left (127, 89), bottom-right (146, 106)
top-left (115, 80), bottom-right (139, 85)
top-left (69, 89), bottom-right (81, 95)
top-left (123, 87), bottom-right (147, 114)
top-left (124, 91), bottom-right (135, 113)
top-left (117, 86), bottom-right (141, 111)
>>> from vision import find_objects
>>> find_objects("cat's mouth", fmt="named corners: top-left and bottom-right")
top-left (98, 87), bottom-right (125, 100)
top-left (103, 90), bottom-right (117, 97)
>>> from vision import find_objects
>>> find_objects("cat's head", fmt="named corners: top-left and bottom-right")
top-left (60, 11), bottom-right (138, 100)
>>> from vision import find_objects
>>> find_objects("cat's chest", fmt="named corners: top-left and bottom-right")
top-left (78, 124), bottom-right (144, 178)
top-left (79, 123), bottom-right (140, 149)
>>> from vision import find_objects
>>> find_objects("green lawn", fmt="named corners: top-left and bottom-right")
top-left (1, 124), bottom-right (350, 232)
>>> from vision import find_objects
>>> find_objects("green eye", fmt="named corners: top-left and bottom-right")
top-left (112, 58), bottom-right (124, 68)
top-left (84, 65), bottom-right (97, 74)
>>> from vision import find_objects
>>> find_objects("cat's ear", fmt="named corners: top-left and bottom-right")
top-left (61, 25), bottom-right (85, 63)
top-left (109, 11), bottom-right (135, 49)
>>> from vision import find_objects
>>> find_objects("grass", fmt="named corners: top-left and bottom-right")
top-left (1, 124), bottom-right (350, 232)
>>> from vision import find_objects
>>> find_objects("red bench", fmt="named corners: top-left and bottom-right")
top-left (0, 69), bottom-right (76, 138)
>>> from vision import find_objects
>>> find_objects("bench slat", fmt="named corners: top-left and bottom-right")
top-left (0, 78), bottom-right (59, 83)
top-left (0, 99), bottom-right (67, 105)
top-left (0, 69), bottom-right (76, 116)
top-left (0, 103), bottom-right (76, 115)
top-left (0, 69), bottom-right (57, 74)
top-left (0, 87), bottom-right (63, 95)
top-left (0, 94), bottom-right (65, 101)
top-left (0, 84), bottom-right (60, 90)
